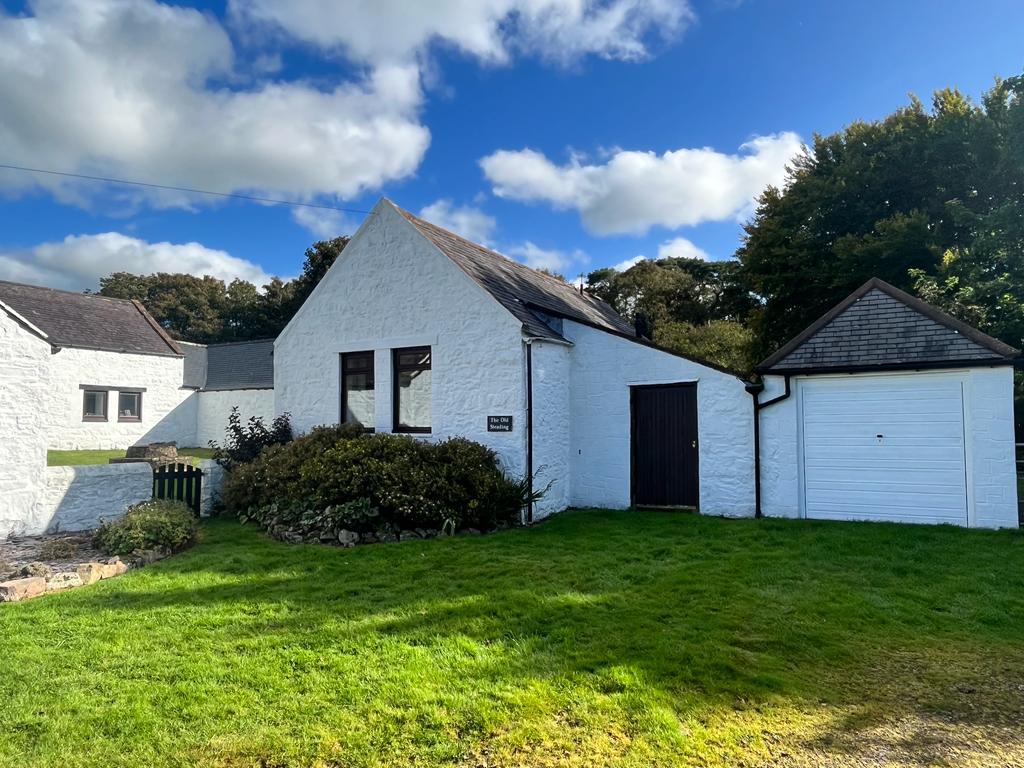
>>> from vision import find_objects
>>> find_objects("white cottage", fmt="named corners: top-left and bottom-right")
top-left (275, 199), bottom-right (756, 520)
top-left (0, 282), bottom-right (274, 536)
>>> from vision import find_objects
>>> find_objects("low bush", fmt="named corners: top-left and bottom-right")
top-left (93, 500), bottom-right (197, 557)
top-left (37, 538), bottom-right (81, 560)
top-left (223, 430), bottom-right (540, 538)
top-left (210, 407), bottom-right (294, 469)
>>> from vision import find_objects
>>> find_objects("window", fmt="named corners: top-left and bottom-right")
top-left (82, 390), bottom-right (108, 421)
top-left (341, 351), bottom-right (375, 430)
top-left (393, 346), bottom-right (431, 433)
top-left (118, 391), bottom-right (142, 422)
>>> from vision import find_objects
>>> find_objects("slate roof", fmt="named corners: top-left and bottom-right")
top-left (0, 280), bottom-right (181, 357)
top-left (203, 339), bottom-right (275, 390)
top-left (392, 202), bottom-right (635, 341)
top-left (758, 278), bottom-right (1019, 373)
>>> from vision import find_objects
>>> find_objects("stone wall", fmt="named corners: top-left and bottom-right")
top-left (30, 463), bottom-right (153, 535)
top-left (0, 312), bottom-right (51, 538)
top-left (195, 388), bottom-right (276, 448)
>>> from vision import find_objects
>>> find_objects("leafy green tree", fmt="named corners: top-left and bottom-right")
top-left (97, 236), bottom-right (349, 343)
top-left (739, 75), bottom-right (1024, 361)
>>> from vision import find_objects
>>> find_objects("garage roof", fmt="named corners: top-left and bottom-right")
top-left (0, 280), bottom-right (182, 357)
top-left (758, 278), bottom-right (1019, 374)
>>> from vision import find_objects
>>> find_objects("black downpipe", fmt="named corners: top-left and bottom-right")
top-left (526, 342), bottom-right (534, 524)
top-left (746, 375), bottom-right (792, 519)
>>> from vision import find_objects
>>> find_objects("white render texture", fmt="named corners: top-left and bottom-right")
top-left (275, 199), bottom-right (529, 479)
top-left (530, 340), bottom-right (572, 518)
top-left (759, 368), bottom-right (1019, 528)
top-left (563, 320), bottom-right (756, 516)
top-left (45, 347), bottom-right (196, 450)
top-left (24, 463), bottom-right (153, 536)
top-left (197, 459), bottom-right (226, 516)
top-left (195, 388), bottom-right (276, 448)
top-left (0, 312), bottom-right (51, 538)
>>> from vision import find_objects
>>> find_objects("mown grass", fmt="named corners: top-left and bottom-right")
top-left (47, 447), bottom-right (216, 466)
top-left (2, 510), bottom-right (1023, 767)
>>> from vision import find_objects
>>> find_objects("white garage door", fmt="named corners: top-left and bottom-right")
top-left (800, 374), bottom-right (968, 525)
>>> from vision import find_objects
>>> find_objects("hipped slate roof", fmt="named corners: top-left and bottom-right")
top-left (0, 280), bottom-right (181, 357)
top-left (758, 278), bottom-right (1019, 373)
top-left (393, 202), bottom-right (635, 341)
top-left (182, 339), bottom-right (275, 390)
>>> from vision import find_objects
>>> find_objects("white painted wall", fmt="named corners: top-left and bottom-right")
top-left (759, 368), bottom-right (1019, 528)
top-left (275, 199), bottom-right (529, 478)
top-left (563, 320), bottom-right (756, 516)
top-left (27, 462), bottom-right (154, 535)
top-left (0, 312), bottom-right (51, 538)
top-left (530, 340), bottom-right (572, 518)
top-left (195, 388), bottom-right (276, 448)
top-left (45, 347), bottom-right (196, 449)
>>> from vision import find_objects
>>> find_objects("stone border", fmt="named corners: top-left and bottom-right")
top-left (0, 547), bottom-right (170, 603)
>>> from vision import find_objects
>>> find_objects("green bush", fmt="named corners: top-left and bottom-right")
top-left (92, 500), bottom-right (197, 556)
top-left (210, 407), bottom-right (295, 470)
top-left (223, 431), bottom-right (540, 535)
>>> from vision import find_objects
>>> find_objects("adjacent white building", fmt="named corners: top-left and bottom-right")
top-left (0, 282), bottom-right (273, 535)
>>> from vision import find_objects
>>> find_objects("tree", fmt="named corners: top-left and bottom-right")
top-left (97, 236), bottom-right (349, 343)
top-left (587, 257), bottom-right (758, 369)
top-left (739, 75), bottom-right (1024, 362)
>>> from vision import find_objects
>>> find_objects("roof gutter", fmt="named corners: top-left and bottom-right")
top-left (745, 375), bottom-right (792, 519)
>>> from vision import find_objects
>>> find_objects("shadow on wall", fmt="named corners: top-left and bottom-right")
top-left (33, 463), bottom-right (153, 536)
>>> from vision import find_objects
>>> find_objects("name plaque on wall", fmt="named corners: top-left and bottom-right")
top-left (487, 415), bottom-right (513, 432)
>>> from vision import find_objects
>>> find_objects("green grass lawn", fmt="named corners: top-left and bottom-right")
top-left (47, 447), bottom-right (216, 466)
top-left (2, 511), bottom-right (1024, 768)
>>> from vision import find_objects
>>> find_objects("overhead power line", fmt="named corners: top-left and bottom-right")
top-left (0, 162), bottom-right (372, 214)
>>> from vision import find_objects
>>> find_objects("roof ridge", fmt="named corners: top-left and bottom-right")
top-left (0, 279), bottom-right (136, 305)
top-left (389, 200), bottom-right (629, 327)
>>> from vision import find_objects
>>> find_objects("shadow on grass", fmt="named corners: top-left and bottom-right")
top-left (8, 510), bottom-right (1024, 765)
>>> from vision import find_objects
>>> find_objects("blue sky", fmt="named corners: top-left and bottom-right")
top-left (0, 0), bottom-right (1021, 290)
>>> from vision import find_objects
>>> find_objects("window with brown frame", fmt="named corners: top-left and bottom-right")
top-left (341, 351), bottom-right (375, 430)
top-left (118, 391), bottom-right (142, 422)
top-left (82, 389), bottom-right (108, 422)
top-left (392, 346), bottom-right (431, 433)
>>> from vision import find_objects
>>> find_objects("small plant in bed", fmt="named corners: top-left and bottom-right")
top-left (92, 500), bottom-right (197, 557)
top-left (222, 426), bottom-right (541, 544)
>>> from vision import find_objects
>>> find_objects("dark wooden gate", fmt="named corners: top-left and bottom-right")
top-left (630, 383), bottom-right (699, 508)
top-left (153, 462), bottom-right (203, 515)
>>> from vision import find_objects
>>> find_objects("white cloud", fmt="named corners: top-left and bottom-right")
top-left (657, 236), bottom-right (709, 260)
top-left (0, 0), bottom-right (429, 207)
top-left (419, 200), bottom-right (497, 244)
top-left (291, 207), bottom-right (358, 239)
top-left (612, 255), bottom-right (647, 271)
top-left (480, 132), bottom-right (803, 235)
top-left (0, 233), bottom-right (272, 291)
top-left (231, 0), bottom-right (692, 66)
top-left (504, 241), bottom-right (586, 275)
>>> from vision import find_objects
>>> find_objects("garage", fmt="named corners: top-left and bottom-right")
top-left (800, 373), bottom-right (967, 525)
top-left (755, 278), bottom-right (1020, 529)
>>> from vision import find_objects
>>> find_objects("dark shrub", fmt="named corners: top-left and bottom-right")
top-left (93, 500), bottom-right (197, 556)
top-left (223, 431), bottom-right (540, 535)
top-left (210, 407), bottom-right (294, 469)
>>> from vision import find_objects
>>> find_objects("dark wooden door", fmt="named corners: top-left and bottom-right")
top-left (631, 383), bottom-right (699, 508)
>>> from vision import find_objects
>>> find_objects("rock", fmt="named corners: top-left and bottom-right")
top-left (461, 528), bottom-right (482, 536)
top-left (77, 562), bottom-right (105, 585)
top-left (422, 529), bottom-right (440, 539)
top-left (17, 561), bottom-right (53, 579)
top-left (0, 576), bottom-right (46, 602)
top-left (319, 530), bottom-right (337, 543)
top-left (98, 559), bottom-right (128, 579)
top-left (45, 572), bottom-right (83, 592)
top-left (400, 529), bottom-right (418, 540)
top-left (337, 529), bottom-right (359, 548)
top-left (282, 531), bottom-right (304, 544)
top-left (414, 528), bottom-right (427, 538)
top-left (361, 531), bottom-right (378, 544)
top-left (130, 548), bottom-right (166, 566)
